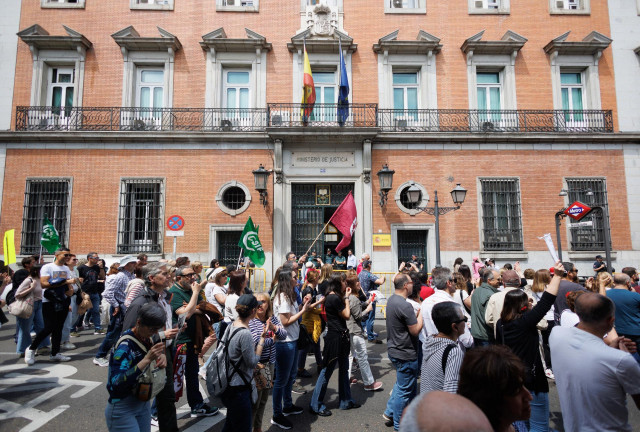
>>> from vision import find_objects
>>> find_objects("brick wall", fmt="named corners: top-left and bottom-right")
top-left (12, 1), bottom-right (617, 128)
top-left (371, 149), bottom-right (631, 252)
top-left (0, 149), bottom-right (273, 254)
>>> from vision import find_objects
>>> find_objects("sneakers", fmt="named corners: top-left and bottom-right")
top-left (545, 368), bottom-right (555, 380)
top-left (61, 342), bottom-right (76, 350)
top-left (70, 331), bottom-right (80, 338)
top-left (282, 404), bottom-right (303, 416)
top-left (364, 381), bottom-right (384, 391)
top-left (383, 413), bottom-right (394, 428)
top-left (291, 382), bottom-right (307, 394)
top-left (271, 414), bottom-right (293, 430)
top-left (93, 357), bottom-right (109, 367)
top-left (50, 353), bottom-right (71, 362)
top-left (350, 377), bottom-right (358, 384)
top-left (25, 348), bottom-right (35, 365)
top-left (150, 416), bottom-right (158, 427)
top-left (94, 329), bottom-right (106, 335)
top-left (190, 403), bottom-right (219, 418)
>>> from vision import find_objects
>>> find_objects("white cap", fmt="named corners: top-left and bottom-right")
top-left (118, 255), bottom-right (137, 268)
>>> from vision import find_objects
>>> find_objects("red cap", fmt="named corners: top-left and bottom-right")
top-left (549, 267), bottom-right (555, 274)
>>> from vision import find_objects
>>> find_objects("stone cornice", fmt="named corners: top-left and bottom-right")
top-left (287, 29), bottom-right (356, 54)
top-left (461, 30), bottom-right (527, 56)
top-left (372, 29), bottom-right (442, 55)
top-left (18, 24), bottom-right (92, 52)
top-left (111, 26), bottom-right (182, 52)
top-left (543, 31), bottom-right (611, 56)
top-left (200, 28), bottom-right (272, 53)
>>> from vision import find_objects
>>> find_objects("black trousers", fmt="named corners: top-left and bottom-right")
top-left (30, 301), bottom-right (67, 355)
top-left (156, 345), bottom-right (179, 432)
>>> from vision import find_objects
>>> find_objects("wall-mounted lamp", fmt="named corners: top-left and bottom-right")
top-left (377, 164), bottom-right (395, 207)
top-left (252, 164), bottom-right (271, 208)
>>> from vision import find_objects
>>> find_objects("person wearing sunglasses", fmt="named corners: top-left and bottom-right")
top-left (420, 301), bottom-right (467, 395)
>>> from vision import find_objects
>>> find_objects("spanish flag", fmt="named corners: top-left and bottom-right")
top-left (301, 42), bottom-right (316, 124)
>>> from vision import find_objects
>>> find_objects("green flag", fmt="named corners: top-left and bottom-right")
top-left (40, 217), bottom-right (61, 254)
top-left (238, 217), bottom-right (265, 267)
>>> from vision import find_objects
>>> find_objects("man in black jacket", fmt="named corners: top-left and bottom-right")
top-left (122, 262), bottom-right (179, 432)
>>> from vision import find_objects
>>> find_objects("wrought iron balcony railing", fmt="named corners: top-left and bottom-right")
top-left (15, 106), bottom-right (268, 132)
top-left (266, 103), bottom-right (378, 128)
top-left (377, 109), bottom-right (613, 133)
top-left (15, 106), bottom-right (614, 133)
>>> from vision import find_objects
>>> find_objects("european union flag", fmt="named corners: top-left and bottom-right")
top-left (337, 39), bottom-right (349, 125)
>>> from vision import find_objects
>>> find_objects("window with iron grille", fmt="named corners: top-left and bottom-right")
top-left (216, 182), bottom-right (251, 216)
top-left (21, 178), bottom-right (72, 255)
top-left (480, 178), bottom-right (523, 251)
top-left (565, 178), bottom-right (608, 251)
top-left (117, 179), bottom-right (163, 254)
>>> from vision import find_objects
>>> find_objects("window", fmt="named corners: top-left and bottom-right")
top-left (385, 0), bottom-right (426, 14)
top-left (393, 72), bottom-right (419, 121)
top-left (394, 181), bottom-right (429, 215)
top-left (41, 0), bottom-right (85, 8)
top-left (565, 178), bottom-right (608, 251)
top-left (561, 72), bottom-right (585, 124)
top-left (216, 181), bottom-right (251, 216)
top-left (397, 229), bottom-right (427, 269)
top-left (477, 72), bottom-right (502, 123)
top-left (134, 68), bottom-right (164, 127)
top-left (130, 0), bottom-right (174, 10)
top-left (480, 178), bottom-right (523, 251)
top-left (47, 67), bottom-right (75, 119)
top-left (549, 0), bottom-right (590, 14)
top-left (306, 0), bottom-right (339, 6)
top-left (21, 179), bottom-right (72, 255)
top-left (217, 231), bottom-right (242, 267)
top-left (117, 179), bottom-right (163, 254)
top-left (310, 71), bottom-right (336, 121)
top-left (224, 70), bottom-right (250, 109)
top-left (468, 0), bottom-right (509, 14)
top-left (217, 0), bottom-right (259, 11)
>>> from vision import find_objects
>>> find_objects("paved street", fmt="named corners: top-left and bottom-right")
top-left (1, 316), bottom-right (638, 432)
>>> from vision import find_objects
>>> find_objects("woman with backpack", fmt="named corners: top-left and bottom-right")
top-left (219, 294), bottom-right (269, 432)
top-left (105, 302), bottom-right (167, 432)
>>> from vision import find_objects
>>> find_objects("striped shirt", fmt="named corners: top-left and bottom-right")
top-left (248, 315), bottom-right (287, 364)
top-left (420, 336), bottom-right (464, 395)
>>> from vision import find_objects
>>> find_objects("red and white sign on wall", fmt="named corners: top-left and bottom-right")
top-left (563, 201), bottom-right (592, 221)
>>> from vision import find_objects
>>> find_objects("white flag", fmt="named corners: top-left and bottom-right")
top-left (538, 233), bottom-right (559, 263)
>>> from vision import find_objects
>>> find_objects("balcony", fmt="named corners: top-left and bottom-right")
top-left (377, 109), bottom-right (614, 133)
top-left (15, 105), bottom-right (614, 133)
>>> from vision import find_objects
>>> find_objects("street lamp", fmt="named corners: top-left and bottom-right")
top-left (555, 187), bottom-right (612, 273)
top-left (407, 183), bottom-right (467, 266)
top-left (377, 164), bottom-right (395, 207)
top-left (252, 164), bottom-right (271, 208)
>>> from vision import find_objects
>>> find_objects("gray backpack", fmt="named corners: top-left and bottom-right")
top-left (205, 326), bottom-right (250, 397)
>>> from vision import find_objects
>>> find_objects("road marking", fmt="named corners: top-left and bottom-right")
top-left (0, 364), bottom-right (102, 432)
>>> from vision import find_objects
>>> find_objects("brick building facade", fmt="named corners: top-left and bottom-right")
top-left (0, 0), bottom-right (638, 278)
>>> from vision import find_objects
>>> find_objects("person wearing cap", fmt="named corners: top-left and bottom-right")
top-left (93, 255), bottom-right (137, 367)
top-left (485, 270), bottom-right (547, 338)
top-left (358, 259), bottom-right (385, 343)
top-left (593, 255), bottom-right (607, 274)
top-left (220, 293), bottom-right (269, 432)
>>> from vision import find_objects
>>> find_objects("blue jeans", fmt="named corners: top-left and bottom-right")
top-left (529, 391), bottom-right (549, 432)
top-left (32, 300), bottom-right (50, 348)
top-left (105, 396), bottom-right (151, 432)
top-left (365, 301), bottom-right (377, 340)
top-left (97, 306), bottom-right (123, 359)
top-left (273, 341), bottom-right (298, 416)
top-left (384, 357), bottom-right (418, 431)
top-left (16, 313), bottom-right (34, 354)
top-left (310, 347), bottom-right (354, 411)
top-left (89, 293), bottom-right (102, 331)
top-left (62, 295), bottom-right (78, 342)
top-left (221, 386), bottom-right (252, 432)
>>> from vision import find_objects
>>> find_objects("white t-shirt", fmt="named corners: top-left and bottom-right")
top-left (550, 325), bottom-right (640, 432)
top-left (560, 309), bottom-right (580, 328)
top-left (452, 289), bottom-right (471, 323)
top-left (40, 263), bottom-right (72, 303)
top-left (224, 293), bottom-right (239, 323)
top-left (205, 282), bottom-right (227, 312)
top-left (273, 292), bottom-right (299, 342)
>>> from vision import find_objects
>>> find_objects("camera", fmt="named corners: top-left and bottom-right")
top-left (151, 331), bottom-right (166, 345)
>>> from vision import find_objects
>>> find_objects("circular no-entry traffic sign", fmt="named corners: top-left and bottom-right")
top-left (167, 215), bottom-right (185, 231)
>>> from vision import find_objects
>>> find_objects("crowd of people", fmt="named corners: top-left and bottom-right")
top-left (1, 249), bottom-right (639, 432)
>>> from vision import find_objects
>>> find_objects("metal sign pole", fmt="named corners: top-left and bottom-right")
top-left (173, 236), bottom-right (177, 261)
